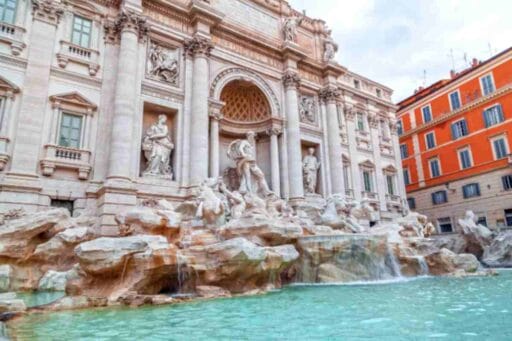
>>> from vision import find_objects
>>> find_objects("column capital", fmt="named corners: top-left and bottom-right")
top-left (319, 85), bottom-right (340, 104)
top-left (388, 118), bottom-right (398, 135)
top-left (31, 0), bottom-right (64, 26)
top-left (344, 104), bottom-right (355, 121)
top-left (104, 20), bottom-right (120, 44)
top-left (209, 111), bottom-right (223, 121)
top-left (282, 71), bottom-right (301, 89)
top-left (184, 36), bottom-right (214, 57)
top-left (266, 126), bottom-right (283, 137)
top-left (112, 10), bottom-right (149, 42)
top-left (368, 112), bottom-right (379, 129)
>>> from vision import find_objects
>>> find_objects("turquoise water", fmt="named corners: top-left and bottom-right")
top-left (15, 291), bottom-right (65, 308)
top-left (10, 271), bottom-right (512, 340)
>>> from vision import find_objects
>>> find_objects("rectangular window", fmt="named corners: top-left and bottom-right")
top-left (386, 175), bottom-right (395, 195)
top-left (432, 190), bottom-right (447, 205)
top-left (483, 104), bottom-right (505, 128)
top-left (477, 215), bottom-right (487, 227)
top-left (403, 169), bottom-right (410, 186)
top-left (357, 113), bottom-right (365, 131)
top-left (363, 171), bottom-right (373, 192)
top-left (492, 137), bottom-right (508, 160)
top-left (422, 105), bottom-right (432, 123)
top-left (397, 120), bottom-right (403, 136)
top-left (376, 89), bottom-right (382, 98)
top-left (354, 80), bottom-right (360, 89)
top-left (425, 131), bottom-right (436, 149)
top-left (50, 199), bottom-right (74, 216)
top-left (449, 91), bottom-right (461, 111)
top-left (59, 113), bottom-right (83, 148)
top-left (407, 198), bottom-right (416, 210)
top-left (400, 144), bottom-right (408, 159)
top-left (503, 175), bottom-right (512, 191)
top-left (462, 183), bottom-right (480, 199)
top-left (429, 158), bottom-right (441, 178)
top-left (505, 209), bottom-right (512, 227)
top-left (481, 74), bottom-right (495, 96)
top-left (458, 148), bottom-right (472, 169)
top-left (438, 217), bottom-right (453, 233)
top-left (451, 119), bottom-right (469, 140)
top-left (71, 15), bottom-right (92, 48)
top-left (0, 0), bottom-right (16, 24)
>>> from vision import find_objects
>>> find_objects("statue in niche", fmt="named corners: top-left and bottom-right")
top-left (147, 42), bottom-right (179, 85)
top-left (142, 114), bottom-right (174, 178)
top-left (323, 32), bottom-right (338, 62)
top-left (227, 136), bottom-right (271, 197)
top-left (299, 96), bottom-right (316, 123)
top-left (302, 147), bottom-right (320, 194)
top-left (283, 13), bottom-right (304, 43)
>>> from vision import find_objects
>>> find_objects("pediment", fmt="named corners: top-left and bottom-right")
top-left (383, 164), bottom-right (398, 173)
top-left (359, 159), bottom-right (375, 168)
top-left (0, 76), bottom-right (20, 94)
top-left (50, 92), bottom-right (97, 111)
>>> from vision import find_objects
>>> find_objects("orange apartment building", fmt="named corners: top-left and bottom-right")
top-left (397, 47), bottom-right (512, 233)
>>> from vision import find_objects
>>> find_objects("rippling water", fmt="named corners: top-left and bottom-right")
top-left (10, 271), bottom-right (512, 340)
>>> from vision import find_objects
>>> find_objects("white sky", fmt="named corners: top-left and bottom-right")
top-left (289, 0), bottom-right (512, 102)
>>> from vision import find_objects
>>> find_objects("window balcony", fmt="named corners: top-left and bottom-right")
top-left (0, 22), bottom-right (26, 56)
top-left (0, 136), bottom-right (9, 170)
top-left (40, 144), bottom-right (92, 180)
top-left (361, 191), bottom-right (378, 201)
top-left (56, 40), bottom-right (100, 76)
top-left (385, 194), bottom-right (401, 203)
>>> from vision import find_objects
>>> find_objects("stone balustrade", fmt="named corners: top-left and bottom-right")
top-left (56, 40), bottom-right (100, 76)
top-left (345, 189), bottom-right (354, 199)
top-left (0, 22), bottom-right (26, 55)
top-left (40, 144), bottom-right (92, 180)
top-left (361, 191), bottom-right (379, 201)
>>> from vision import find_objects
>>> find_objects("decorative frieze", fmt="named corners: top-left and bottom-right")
top-left (147, 41), bottom-right (179, 86)
top-left (282, 71), bottom-right (301, 89)
top-left (319, 86), bottom-right (340, 103)
top-left (31, 0), bottom-right (64, 26)
top-left (184, 36), bottom-right (214, 57)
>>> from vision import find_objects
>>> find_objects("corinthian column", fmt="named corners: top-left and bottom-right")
top-left (209, 111), bottom-right (222, 178)
top-left (320, 86), bottom-right (345, 195)
top-left (107, 11), bottom-right (148, 182)
top-left (282, 71), bottom-right (304, 201)
top-left (267, 127), bottom-right (282, 197)
top-left (185, 37), bottom-right (213, 185)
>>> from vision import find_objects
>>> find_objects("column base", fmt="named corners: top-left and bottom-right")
top-left (0, 173), bottom-right (47, 212)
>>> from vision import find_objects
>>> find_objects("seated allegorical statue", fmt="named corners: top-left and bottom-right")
top-left (142, 114), bottom-right (174, 179)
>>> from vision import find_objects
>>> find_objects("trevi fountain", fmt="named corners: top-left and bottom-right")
top-left (0, 0), bottom-right (511, 339)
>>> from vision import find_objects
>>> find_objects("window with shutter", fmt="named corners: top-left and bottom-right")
top-left (451, 119), bottom-right (468, 140)
top-left (0, 0), bottom-right (17, 24)
top-left (503, 175), bottom-right (512, 190)
top-left (462, 183), bottom-right (480, 199)
top-left (483, 105), bottom-right (504, 128)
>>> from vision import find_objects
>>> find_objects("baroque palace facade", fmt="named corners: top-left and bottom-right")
top-left (398, 48), bottom-right (512, 233)
top-left (0, 0), bottom-right (404, 231)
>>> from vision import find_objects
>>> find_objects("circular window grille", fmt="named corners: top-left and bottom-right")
top-left (220, 81), bottom-right (271, 122)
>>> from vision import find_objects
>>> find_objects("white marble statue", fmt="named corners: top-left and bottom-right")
top-left (283, 14), bottom-right (304, 43)
top-left (227, 137), bottom-right (271, 197)
top-left (302, 147), bottom-right (320, 194)
top-left (323, 33), bottom-right (337, 62)
top-left (142, 115), bottom-right (174, 178)
top-left (147, 42), bottom-right (179, 85)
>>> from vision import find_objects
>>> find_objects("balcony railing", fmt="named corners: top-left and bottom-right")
top-left (40, 144), bottom-right (92, 180)
top-left (57, 41), bottom-right (100, 76)
top-left (385, 194), bottom-right (401, 203)
top-left (361, 191), bottom-right (378, 201)
top-left (0, 22), bottom-right (26, 55)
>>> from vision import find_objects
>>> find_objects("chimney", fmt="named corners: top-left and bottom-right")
top-left (471, 58), bottom-right (479, 67)
top-left (450, 70), bottom-right (457, 79)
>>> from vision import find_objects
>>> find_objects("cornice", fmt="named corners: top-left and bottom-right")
top-left (400, 83), bottom-right (512, 139)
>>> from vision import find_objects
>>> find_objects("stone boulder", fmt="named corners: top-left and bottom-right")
top-left (457, 211), bottom-right (493, 259)
top-left (38, 266), bottom-right (80, 291)
top-left (75, 235), bottom-right (169, 276)
top-left (196, 285), bottom-right (231, 298)
top-left (219, 216), bottom-right (303, 246)
top-left (425, 248), bottom-right (480, 275)
top-left (115, 205), bottom-right (181, 238)
top-left (0, 208), bottom-right (69, 259)
top-left (482, 231), bottom-right (512, 267)
top-left (295, 234), bottom-right (401, 283)
top-left (0, 293), bottom-right (26, 313)
top-left (32, 227), bottom-right (95, 264)
top-left (183, 238), bottom-right (299, 293)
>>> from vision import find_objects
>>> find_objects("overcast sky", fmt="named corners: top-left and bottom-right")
top-left (289, 0), bottom-right (512, 102)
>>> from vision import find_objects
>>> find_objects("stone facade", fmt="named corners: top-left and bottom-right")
top-left (0, 0), bottom-right (404, 231)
